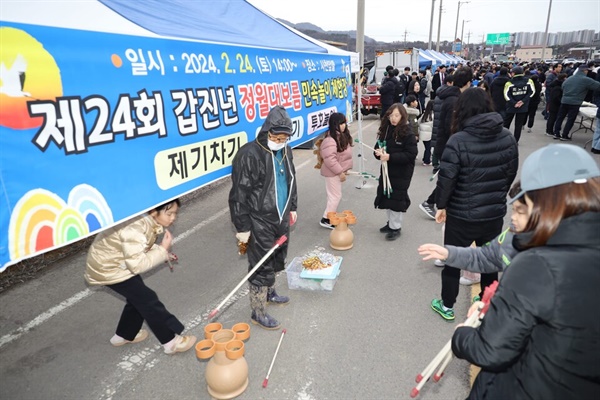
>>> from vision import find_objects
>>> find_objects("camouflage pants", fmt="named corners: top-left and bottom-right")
top-left (249, 283), bottom-right (267, 318)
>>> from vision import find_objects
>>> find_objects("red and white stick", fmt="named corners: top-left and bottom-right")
top-left (410, 281), bottom-right (498, 398)
top-left (263, 328), bottom-right (287, 388)
top-left (208, 235), bottom-right (288, 319)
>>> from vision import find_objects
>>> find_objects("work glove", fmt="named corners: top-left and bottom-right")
top-left (290, 211), bottom-right (297, 226)
top-left (236, 231), bottom-right (250, 255)
top-left (236, 231), bottom-right (251, 243)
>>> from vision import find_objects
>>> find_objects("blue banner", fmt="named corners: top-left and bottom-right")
top-left (0, 22), bottom-right (352, 271)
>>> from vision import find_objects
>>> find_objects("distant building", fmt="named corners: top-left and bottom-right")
top-left (567, 47), bottom-right (595, 60)
top-left (516, 46), bottom-right (554, 62)
top-left (514, 29), bottom-right (596, 46)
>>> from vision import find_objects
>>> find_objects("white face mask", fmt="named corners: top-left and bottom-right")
top-left (268, 141), bottom-right (286, 151)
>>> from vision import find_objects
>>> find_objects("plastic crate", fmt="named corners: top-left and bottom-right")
top-left (285, 257), bottom-right (341, 292)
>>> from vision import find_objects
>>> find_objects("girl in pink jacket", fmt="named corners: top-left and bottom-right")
top-left (319, 113), bottom-right (354, 229)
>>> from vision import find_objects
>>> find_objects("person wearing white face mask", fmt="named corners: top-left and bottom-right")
top-left (229, 105), bottom-right (298, 330)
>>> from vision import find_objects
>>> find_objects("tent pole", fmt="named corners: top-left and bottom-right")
top-left (355, 0), bottom-right (366, 189)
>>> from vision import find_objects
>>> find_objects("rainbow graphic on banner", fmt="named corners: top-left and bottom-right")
top-left (8, 184), bottom-right (113, 263)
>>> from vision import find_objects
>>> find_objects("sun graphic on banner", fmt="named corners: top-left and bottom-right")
top-left (8, 184), bottom-right (114, 261)
top-left (0, 27), bottom-right (63, 130)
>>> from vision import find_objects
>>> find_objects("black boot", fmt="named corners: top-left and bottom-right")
top-left (385, 228), bottom-right (401, 241)
top-left (249, 284), bottom-right (281, 330)
top-left (251, 311), bottom-right (281, 330)
top-left (267, 287), bottom-right (289, 304)
top-left (379, 222), bottom-right (393, 233)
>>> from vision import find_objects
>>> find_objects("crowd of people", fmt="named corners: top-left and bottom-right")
top-left (82, 59), bottom-right (600, 398)
top-left (321, 60), bottom-right (599, 398)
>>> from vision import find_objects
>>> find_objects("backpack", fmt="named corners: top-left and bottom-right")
top-left (394, 79), bottom-right (405, 102)
top-left (421, 77), bottom-right (431, 96)
top-left (313, 137), bottom-right (324, 169)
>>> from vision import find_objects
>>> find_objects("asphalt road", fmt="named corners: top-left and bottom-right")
top-left (1, 110), bottom-right (597, 400)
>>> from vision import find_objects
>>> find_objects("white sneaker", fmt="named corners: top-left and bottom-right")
top-left (460, 276), bottom-right (481, 285)
top-left (110, 329), bottom-right (149, 347)
top-left (434, 259), bottom-right (445, 267)
top-left (164, 334), bottom-right (197, 354)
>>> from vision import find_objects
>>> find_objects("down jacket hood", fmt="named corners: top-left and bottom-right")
top-left (260, 105), bottom-right (293, 135)
top-left (437, 85), bottom-right (460, 100)
top-left (460, 112), bottom-right (505, 139)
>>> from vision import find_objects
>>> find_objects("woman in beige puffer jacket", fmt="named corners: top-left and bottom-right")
top-left (85, 199), bottom-right (196, 354)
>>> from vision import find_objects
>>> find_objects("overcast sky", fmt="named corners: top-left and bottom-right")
top-left (247, 0), bottom-right (599, 44)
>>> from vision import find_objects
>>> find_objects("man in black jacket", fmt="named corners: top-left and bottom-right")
top-left (378, 65), bottom-right (399, 118)
top-left (419, 74), bottom-right (455, 220)
top-left (489, 67), bottom-right (510, 121)
top-left (503, 66), bottom-right (536, 143)
top-left (229, 105), bottom-right (298, 329)
top-left (430, 65), bottom-right (446, 100)
top-left (399, 66), bottom-right (412, 100)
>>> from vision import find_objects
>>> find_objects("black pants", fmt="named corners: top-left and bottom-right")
top-left (546, 108), bottom-right (559, 135)
top-left (553, 104), bottom-right (580, 138)
top-left (526, 101), bottom-right (540, 128)
top-left (426, 187), bottom-right (436, 206)
top-left (109, 275), bottom-right (184, 344)
top-left (504, 112), bottom-right (528, 143)
top-left (441, 215), bottom-right (503, 308)
top-left (380, 103), bottom-right (392, 119)
top-left (422, 140), bottom-right (432, 164)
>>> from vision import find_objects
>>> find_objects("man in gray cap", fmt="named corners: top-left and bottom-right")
top-left (552, 65), bottom-right (600, 141)
top-left (503, 66), bottom-right (536, 143)
top-left (229, 105), bottom-right (298, 330)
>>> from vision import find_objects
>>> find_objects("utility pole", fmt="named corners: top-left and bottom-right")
top-left (466, 30), bottom-right (472, 59)
top-left (460, 20), bottom-right (469, 57)
top-left (541, 0), bottom-right (553, 60)
top-left (481, 33), bottom-right (485, 60)
top-left (436, 0), bottom-right (443, 52)
top-left (403, 29), bottom-right (410, 47)
top-left (428, 0), bottom-right (436, 50)
top-left (453, 1), bottom-right (469, 54)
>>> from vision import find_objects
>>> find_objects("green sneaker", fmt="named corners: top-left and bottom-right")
top-left (431, 299), bottom-right (455, 321)
top-left (472, 295), bottom-right (481, 304)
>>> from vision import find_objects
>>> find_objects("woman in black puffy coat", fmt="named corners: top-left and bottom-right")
top-left (432, 88), bottom-right (518, 321)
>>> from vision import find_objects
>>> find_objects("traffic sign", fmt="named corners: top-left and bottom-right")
top-left (486, 33), bottom-right (510, 45)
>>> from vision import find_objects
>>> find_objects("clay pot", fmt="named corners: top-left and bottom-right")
top-left (329, 211), bottom-right (357, 251)
top-left (204, 328), bottom-right (249, 399)
top-left (204, 322), bottom-right (223, 340)
top-left (225, 340), bottom-right (245, 360)
top-left (195, 339), bottom-right (216, 359)
top-left (232, 323), bottom-right (250, 341)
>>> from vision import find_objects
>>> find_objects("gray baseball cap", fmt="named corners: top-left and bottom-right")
top-left (510, 144), bottom-right (600, 203)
